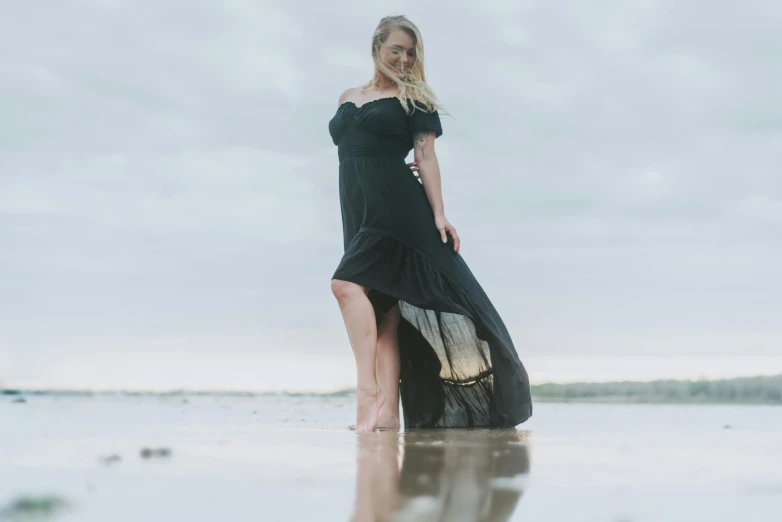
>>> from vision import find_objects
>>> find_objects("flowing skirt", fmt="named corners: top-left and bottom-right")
top-left (333, 156), bottom-right (533, 428)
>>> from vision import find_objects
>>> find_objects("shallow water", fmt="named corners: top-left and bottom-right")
top-left (2, 393), bottom-right (781, 521)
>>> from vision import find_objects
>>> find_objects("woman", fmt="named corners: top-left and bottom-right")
top-left (329, 15), bottom-right (532, 433)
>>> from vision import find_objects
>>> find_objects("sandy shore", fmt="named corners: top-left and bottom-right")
top-left (2, 393), bottom-right (781, 521)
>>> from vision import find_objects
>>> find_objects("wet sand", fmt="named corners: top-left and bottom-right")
top-left (2, 393), bottom-right (781, 521)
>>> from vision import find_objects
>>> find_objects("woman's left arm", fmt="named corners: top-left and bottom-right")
top-left (413, 130), bottom-right (460, 254)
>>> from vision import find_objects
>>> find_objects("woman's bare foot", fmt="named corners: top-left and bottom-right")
top-left (349, 410), bottom-right (399, 431)
top-left (355, 387), bottom-right (385, 433)
top-left (376, 412), bottom-right (400, 429)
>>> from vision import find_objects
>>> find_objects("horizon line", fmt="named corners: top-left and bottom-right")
top-left (3, 372), bottom-right (781, 396)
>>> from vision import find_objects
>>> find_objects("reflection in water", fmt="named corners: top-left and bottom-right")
top-left (350, 429), bottom-right (530, 522)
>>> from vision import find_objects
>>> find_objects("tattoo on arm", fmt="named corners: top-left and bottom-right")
top-left (414, 131), bottom-right (429, 158)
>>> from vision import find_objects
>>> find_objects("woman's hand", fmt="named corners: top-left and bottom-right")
top-left (435, 214), bottom-right (460, 254)
top-left (406, 161), bottom-right (420, 179)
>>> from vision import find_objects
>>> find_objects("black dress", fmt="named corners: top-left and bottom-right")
top-left (328, 96), bottom-right (533, 428)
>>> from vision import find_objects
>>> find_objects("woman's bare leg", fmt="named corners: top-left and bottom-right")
top-left (348, 303), bottom-right (401, 430)
top-left (375, 303), bottom-right (401, 428)
top-left (331, 279), bottom-right (385, 433)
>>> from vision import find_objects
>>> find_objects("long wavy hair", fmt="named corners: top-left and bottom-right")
top-left (358, 15), bottom-right (449, 118)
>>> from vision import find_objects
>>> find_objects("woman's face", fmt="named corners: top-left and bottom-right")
top-left (380, 28), bottom-right (416, 77)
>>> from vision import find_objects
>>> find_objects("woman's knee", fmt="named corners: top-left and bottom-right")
top-left (330, 279), bottom-right (367, 303)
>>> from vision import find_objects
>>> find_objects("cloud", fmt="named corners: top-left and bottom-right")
top-left (1, 0), bottom-right (781, 390)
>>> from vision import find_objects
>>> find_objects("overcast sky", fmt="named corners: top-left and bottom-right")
top-left (1, 0), bottom-right (781, 391)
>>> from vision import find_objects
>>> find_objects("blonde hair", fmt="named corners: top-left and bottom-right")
top-left (359, 15), bottom-right (449, 118)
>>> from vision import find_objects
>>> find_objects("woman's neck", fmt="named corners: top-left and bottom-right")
top-left (371, 75), bottom-right (397, 92)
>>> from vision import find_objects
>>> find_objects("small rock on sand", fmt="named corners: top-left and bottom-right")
top-left (140, 447), bottom-right (172, 459)
top-left (99, 454), bottom-right (122, 465)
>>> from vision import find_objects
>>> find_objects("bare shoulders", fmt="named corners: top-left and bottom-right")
top-left (338, 87), bottom-right (358, 106)
top-left (338, 86), bottom-right (406, 108)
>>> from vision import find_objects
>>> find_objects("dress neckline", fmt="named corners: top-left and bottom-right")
top-left (338, 96), bottom-right (400, 110)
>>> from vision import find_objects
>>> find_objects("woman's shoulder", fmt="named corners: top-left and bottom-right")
top-left (338, 87), bottom-right (360, 106)
top-left (407, 97), bottom-right (437, 113)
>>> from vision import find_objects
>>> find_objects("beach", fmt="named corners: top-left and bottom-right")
top-left (2, 392), bottom-right (781, 521)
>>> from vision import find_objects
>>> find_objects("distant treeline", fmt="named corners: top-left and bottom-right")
top-left (3, 375), bottom-right (782, 404)
top-left (531, 374), bottom-right (782, 404)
